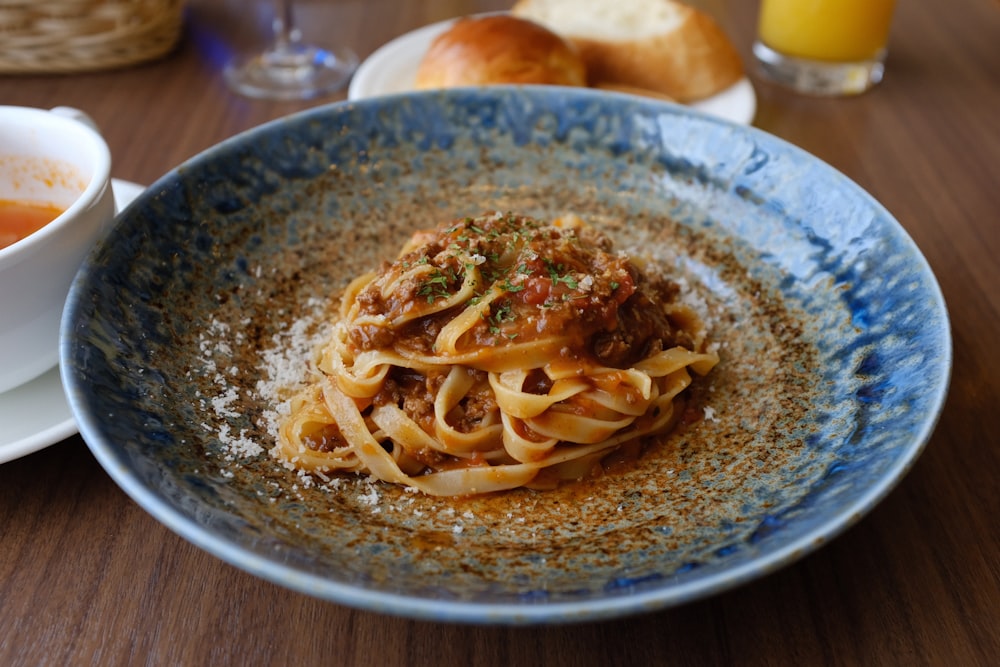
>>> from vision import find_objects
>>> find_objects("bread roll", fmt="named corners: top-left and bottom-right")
top-left (414, 15), bottom-right (587, 89)
top-left (511, 0), bottom-right (744, 102)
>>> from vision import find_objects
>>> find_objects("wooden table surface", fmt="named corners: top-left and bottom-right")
top-left (2, 1), bottom-right (998, 664)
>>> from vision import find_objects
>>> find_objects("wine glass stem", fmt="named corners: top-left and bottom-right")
top-left (272, 0), bottom-right (298, 50)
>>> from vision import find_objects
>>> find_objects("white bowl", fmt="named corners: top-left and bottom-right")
top-left (0, 106), bottom-right (115, 394)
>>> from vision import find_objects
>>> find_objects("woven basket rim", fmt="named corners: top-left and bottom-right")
top-left (0, 0), bottom-right (185, 74)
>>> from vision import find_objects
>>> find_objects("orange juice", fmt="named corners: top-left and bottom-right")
top-left (758, 0), bottom-right (897, 62)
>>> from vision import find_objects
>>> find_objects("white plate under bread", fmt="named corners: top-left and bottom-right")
top-left (348, 13), bottom-right (756, 126)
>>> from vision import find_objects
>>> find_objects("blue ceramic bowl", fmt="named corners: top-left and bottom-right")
top-left (61, 87), bottom-right (950, 624)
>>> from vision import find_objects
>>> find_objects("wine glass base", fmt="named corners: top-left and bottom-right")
top-left (224, 44), bottom-right (359, 101)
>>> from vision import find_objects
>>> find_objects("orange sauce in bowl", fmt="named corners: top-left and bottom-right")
top-left (0, 199), bottom-right (63, 250)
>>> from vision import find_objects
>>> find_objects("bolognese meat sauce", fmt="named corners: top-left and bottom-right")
top-left (348, 212), bottom-right (694, 368)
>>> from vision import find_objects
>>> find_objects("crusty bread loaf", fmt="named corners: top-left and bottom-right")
top-left (511, 0), bottom-right (744, 102)
top-left (414, 15), bottom-right (587, 89)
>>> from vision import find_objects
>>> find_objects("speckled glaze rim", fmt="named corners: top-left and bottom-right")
top-left (62, 87), bottom-right (951, 624)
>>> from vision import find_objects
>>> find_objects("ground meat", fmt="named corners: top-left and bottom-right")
top-left (348, 323), bottom-right (395, 349)
top-left (371, 368), bottom-right (448, 433)
top-left (450, 372), bottom-right (497, 431)
top-left (591, 273), bottom-right (686, 367)
top-left (345, 212), bottom-right (698, 366)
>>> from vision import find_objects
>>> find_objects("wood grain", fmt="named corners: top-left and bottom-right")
top-left (2, 1), bottom-right (998, 664)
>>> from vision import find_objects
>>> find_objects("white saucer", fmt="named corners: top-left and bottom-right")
top-left (348, 14), bottom-right (757, 126)
top-left (0, 178), bottom-right (144, 464)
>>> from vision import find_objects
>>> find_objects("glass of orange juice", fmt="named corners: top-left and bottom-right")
top-left (753, 0), bottom-right (898, 95)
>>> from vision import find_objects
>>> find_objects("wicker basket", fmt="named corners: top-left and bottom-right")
top-left (0, 0), bottom-right (185, 74)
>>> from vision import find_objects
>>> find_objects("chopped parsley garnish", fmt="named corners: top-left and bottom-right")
top-left (485, 299), bottom-right (517, 334)
top-left (418, 269), bottom-right (453, 303)
top-left (500, 278), bottom-right (524, 293)
top-left (544, 259), bottom-right (579, 289)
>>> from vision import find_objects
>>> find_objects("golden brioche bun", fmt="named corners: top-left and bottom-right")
top-left (414, 15), bottom-right (587, 89)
